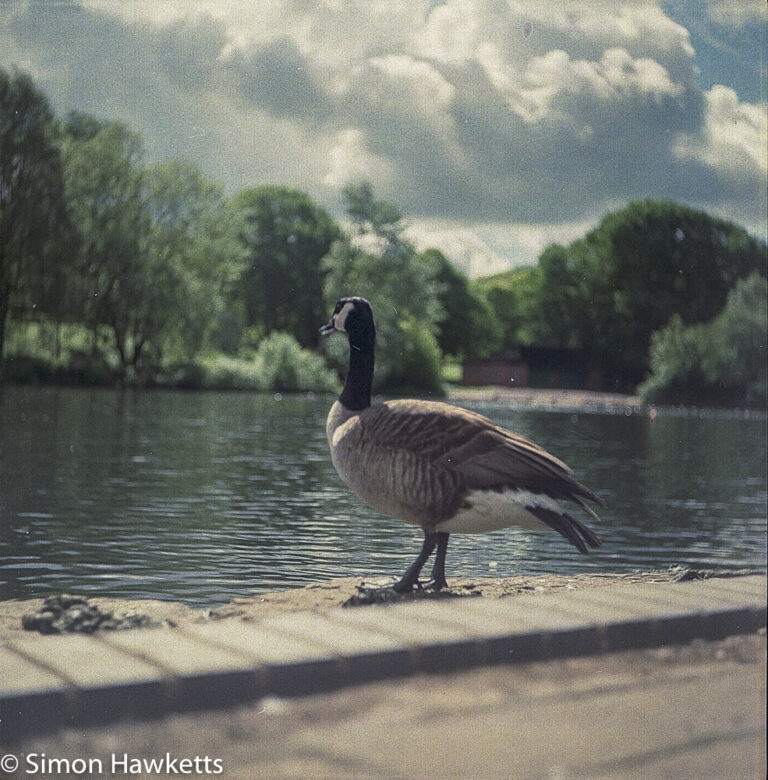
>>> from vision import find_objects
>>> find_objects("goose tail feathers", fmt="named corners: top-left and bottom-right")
top-left (528, 506), bottom-right (603, 554)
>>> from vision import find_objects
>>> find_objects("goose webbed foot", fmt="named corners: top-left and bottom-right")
top-left (346, 573), bottom-right (440, 605)
top-left (343, 580), bottom-right (409, 605)
top-left (391, 576), bottom-right (444, 593)
top-left (393, 531), bottom-right (450, 592)
top-left (421, 575), bottom-right (448, 592)
top-left (342, 531), bottom-right (451, 605)
top-left (392, 576), bottom-right (421, 593)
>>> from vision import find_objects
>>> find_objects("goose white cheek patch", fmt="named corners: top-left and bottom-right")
top-left (334, 301), bottom-right (355, 332)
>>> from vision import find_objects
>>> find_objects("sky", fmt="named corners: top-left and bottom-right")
top-left (1, 0), bottom-right (765, 276)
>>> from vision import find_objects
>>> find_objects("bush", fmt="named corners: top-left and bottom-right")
top-left (384, 317), bottom-right (444, 395)
top-left (639, 273), bottom-right (767, 407)
top-left (195, 354), bottom-right (265, 390)
top-left (3, 353), bottom-right (61, 384)
top-left (251, 331), bottom-right (340, 392)
top-left (197, 333), bottom-right (340, 392)
top-left (4, 322), bottom-right (340, 393)
top-left (701, 272), bottom-right (767, 402)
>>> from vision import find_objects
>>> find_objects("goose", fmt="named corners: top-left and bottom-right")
top-left (320, 296), bottom-right (603, 592)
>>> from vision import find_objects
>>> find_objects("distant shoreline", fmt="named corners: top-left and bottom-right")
top-left (446, 385), bottom-right (643, 411)
top-left (444, 386), bottom-right (768, 418)
top-left (3, 381), bottom-right (764, 417)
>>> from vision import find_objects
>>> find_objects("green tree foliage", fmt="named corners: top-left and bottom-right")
top-left (523, 245), bottom-right (585, 348)
top-left (342, 180), bottom-right (403, 241)
top-left (200, 331), bottom-right (340, 392)
top-left (394, 316), bottom-right (444, 393)
top-left (471, 266), bottom-right (537, 345)
top-left (10, 72), bottom-right (764, 402)
top-left (639, 273), bottom-right (767, 407)
top-left (323, 182), bottom-right (443, 392)
top-left (420, 248), bottom-right (502, 359)
top-left (231, 186), bottom-right (340, 348)
top-left (528, 201), bottom-right (765, 386)
top-left (0, 67), bottom-right (71, 369)
top-left (142, 161), bottom-right (246, 362)
top-left (62, 114), bottom-right (240, 378)
top-left (61, 115), bottom-right (148, 370)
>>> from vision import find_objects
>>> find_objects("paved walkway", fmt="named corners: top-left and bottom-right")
top-left (1, 574), bottom-right (764, 746)
top-left (5, 632), bottom-right (764, 779)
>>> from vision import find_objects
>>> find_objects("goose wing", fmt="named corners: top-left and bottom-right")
top-left (359, 399), bottom-right (603, 507)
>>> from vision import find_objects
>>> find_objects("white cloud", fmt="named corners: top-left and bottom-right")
top-left (512, 46), bottom-right (684, 124)
top-left (1, 0), bottom-right (765, 273)
top-left (368, 54), bottom-right (455, 116)
top-left (406, 216), bottom-right (598, 277)
top-left (322, 127), bottom-right (395, 190)
top-left (405, 220), bottom-right (512, 277)
top-left (705, 1), bottom-right (767, 28)
top-left (673, 85), bottom-right (767, 176)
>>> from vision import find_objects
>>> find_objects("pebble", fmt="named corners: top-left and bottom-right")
top-left (22, 594), bottom-right (162, 635)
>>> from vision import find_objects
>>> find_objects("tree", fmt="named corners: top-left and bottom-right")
top-left (62, 115), bottom-right (237, 377)
top-left (342, 180), bottom-right (403, 241)
top-left (231, 186), bottom-right (340, 348)
top-left (0, 68), bottom-right (70, 372)
top-left (522, 245), bottom-right (586, 348)
top-left (471, 266), bottom-right (537, 345)
top-left (420, 248), bottom-right (502, 360)
top-left (639, 272), bottom-right (767, 407)
top-left (142, 161), bottom-right (245, 362)
top-left (323, 182), bottom-right (443, 392)
top-left (527, 201), bottom-right (765, 387)
top-left (61, 116), bottom-right (149, 373)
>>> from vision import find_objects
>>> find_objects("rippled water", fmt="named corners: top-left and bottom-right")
top-left (1, 386), bottom-right (765, 607)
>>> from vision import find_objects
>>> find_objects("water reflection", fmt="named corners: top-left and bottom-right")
top-left (1, 386), bottom-right (765, 607)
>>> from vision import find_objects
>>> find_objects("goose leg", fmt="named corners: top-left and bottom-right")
top-left (392, 531), bottom-right (439, 592)
top-left (425, 532), bottom-right (449, 591)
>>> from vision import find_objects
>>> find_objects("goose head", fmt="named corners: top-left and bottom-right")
top-left (321, 297), bottom-right (376, 411)
top-left (319, 297), bottom-right (376, 347)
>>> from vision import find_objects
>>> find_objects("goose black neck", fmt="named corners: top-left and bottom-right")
top-left (339, 331), bottom-right (374, 411)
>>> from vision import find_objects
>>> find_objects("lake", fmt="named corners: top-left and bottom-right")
top-left (1, 386), bottom-right (765, 608)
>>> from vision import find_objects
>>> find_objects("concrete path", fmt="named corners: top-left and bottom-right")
top-left (3, 631), bottom-right (764, 779)
top-left (1, 574), bottom-right (764, 746)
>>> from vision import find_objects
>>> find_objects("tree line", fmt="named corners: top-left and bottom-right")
top-left (474, 201), bottom-right (766, 404)
top-left (1, 67), bottom-right (765, 405)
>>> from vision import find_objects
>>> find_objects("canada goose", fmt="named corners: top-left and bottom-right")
top-left (320, 296), bottom-right (603, 592)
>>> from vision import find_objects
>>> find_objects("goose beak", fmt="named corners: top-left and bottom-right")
top-left (319, 317), bottom-right (336, 336)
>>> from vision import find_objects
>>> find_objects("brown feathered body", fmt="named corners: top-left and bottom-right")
top-left (327, 397), bottom-right (602, 553)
